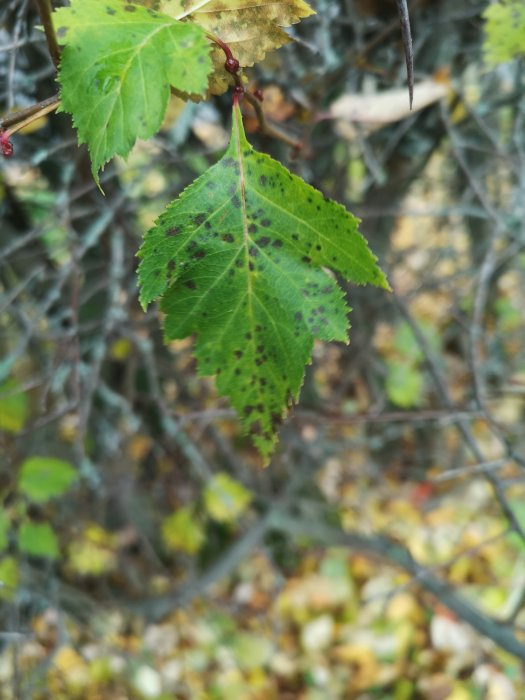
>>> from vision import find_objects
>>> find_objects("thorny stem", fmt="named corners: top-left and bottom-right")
top-left (34, 0), bottom-right (61, 68)
top-left (209, 33), bottom-right (303, 154)
top-left (396, 0), bottom-right (414, 109)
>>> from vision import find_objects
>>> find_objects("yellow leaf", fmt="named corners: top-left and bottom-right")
top-left (162, 506), bottom-right (205, 553)
top-left (67, 525), bottom-right (117, 576)
top-left (160, 0), bottom-right (315, 94)
top-left (203, 472), bottom-right (252, 523)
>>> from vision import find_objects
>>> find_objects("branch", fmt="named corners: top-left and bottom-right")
top-left (34, 0), bottom-right (61, 68)
top-left (0, 94), bottom-right (60, 134)
top-left (271, 512), bottom-right (525, 660)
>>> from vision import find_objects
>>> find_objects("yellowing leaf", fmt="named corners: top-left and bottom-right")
top-left (162, 506), bottom-right (205, 553)
top-left (0, 510), bottom-right (9, 553)
top-left (0, 556), bottom-right (19, 601)
top-left (67, 525), bottom-right (117, 575)
top-left (203, 472), bottom-right (252, 523)
top-left (161, 0), bottom-right (315, 94)
top-left (0, 379), bottom-right (29, 434)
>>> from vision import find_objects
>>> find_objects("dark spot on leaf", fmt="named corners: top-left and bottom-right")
top-left (222, 234), bottom-right (234, 243)
top-left (257, 237), bottom-right (270, 248)
top-left (271, 413), bottom-right (282, 429)
top-left (235, 350), bottom-right (243, 359)
top-left (232, 195), bottom-right (241, 208)
top-left (256, 404), bottom-right (264, 413)
top-left (248, 224), bottom-right (257, 234)
top-left (250, 421), bottom-right (263, 436)
top-left (124, 4), bottom-right (136, 10)
top-left (244, 405), bottom-right (254, 416)
top-left (192, 250), bottom-right (205, 259)
top-left (193, 213), bottom-right (206, 226)
top-left (249, 247), bottom-right (258, 257)
top-left (245, 332), bottom-right (252, 340)
top-left (292, 234), bottom-right (299, 241)
top-left (295, 312), bottom-right (303, 321)
top-left (249, 262), bottom-right (255, 271)
top-left (184, 280), bottom-right (196, 290)
top-left (302, 256), bottom-right (312, 264)
top-left (56, 26), bottom-right (68, 37)
top-left (259, 175), bottom-right (267, 186)
top-left (272, 240), bottom-right (283, 248)
top-left (167, 227), bottom-right (181, 236)
top-left (261, 219), bottom-right (271, 227)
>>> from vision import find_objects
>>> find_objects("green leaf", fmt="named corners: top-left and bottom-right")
top-left (18, 522), bottom-right (59, 559)
top-left (0, 379), bottom-right (29, 434)
top-left (203, 472), bottom-right (252, 523)
top-left (0, 510), bottom-right (9, 553)
top-left (162, 506), bottom-right (205, 553)
top-left (0, 557), bottom-right (19, 601)
top-left (54, 0), bottom-right (212, 179)
top-left (385, 360), bottom-right (424, 408)
top-left (18, 457), bottom-right (77, 503)
top-left (483, 0), bottom-right (525, 65)
top-left (138, 105), bottom-right (388, 460)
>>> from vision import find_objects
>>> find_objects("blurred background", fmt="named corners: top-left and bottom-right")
top-left (2, 0), bottom-right (525, 697)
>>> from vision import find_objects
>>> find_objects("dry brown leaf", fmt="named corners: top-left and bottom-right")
top-left (160, 0), bottom-right (315, 94)
top-left (330, 78), bottom-right (449, 139)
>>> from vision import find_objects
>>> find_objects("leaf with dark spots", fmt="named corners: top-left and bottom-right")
top-left (138, 104), bottom-right (388, 462)
top-left (54, 0), bottom-right (212, 182)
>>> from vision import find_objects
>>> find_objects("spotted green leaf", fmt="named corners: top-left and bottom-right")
top-left (54, 0), bottom-right (212, 179)
top-left (483, 0), bottom-right (525, 64)
top-left (138, 105), bottom-right (388, 461)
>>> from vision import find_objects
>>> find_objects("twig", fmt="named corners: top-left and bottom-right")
top-left (272, 512), bottom-right (525, 660)
top-left (243, 91), bottom-right (303, 152)
top-left (209, 33), bottom-right (303, 152)
top-left (0, 94), bottom-right (60, 135)
top-left (34, 0), bottom-right (61, 68)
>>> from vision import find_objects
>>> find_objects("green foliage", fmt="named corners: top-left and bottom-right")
top-left (139, 105), bottom-right (388, 459)
top-left (203, 472), bottom-right (252, 523)
top-left (55, 0), bottom-right (212, 179)
top-left (18, 522), bottom-right (59, 559)
top-left (0, 379), bottom-right (29, 433)
top-left (483, 0), bottom-right (525, 64)
top-left (0, 510), bottom-right (8, 552)
top-left (18, 456), bottom-right (77, 503)
top-left (0, 557), bottom-right (19, 601)
top-left (385, 361), bottom-right (423, 408)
